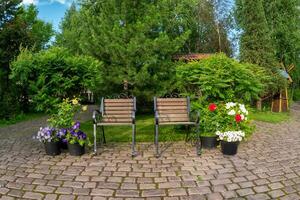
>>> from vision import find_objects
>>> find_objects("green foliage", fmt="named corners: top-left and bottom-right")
top-left (235, 0), bottom-right (277, 70)
top-left (0, 3), bottom-right (53, 119)
top-left (58, 0), bottom-right (199, 100)
top-left (176, 54), bottom-right (275, 102)
top-left (10, 47), bottom-right (103, 112)
top-left (263, 0), bottom-right (300, 68)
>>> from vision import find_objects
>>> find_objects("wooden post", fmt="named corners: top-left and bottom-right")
top-left (256, 98), bottom-right (262, 111)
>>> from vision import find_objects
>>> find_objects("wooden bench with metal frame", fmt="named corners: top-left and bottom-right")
top-left (154, 97), bottom-right (200, 157)
top-left (93, 97), bottom-right (137, 156)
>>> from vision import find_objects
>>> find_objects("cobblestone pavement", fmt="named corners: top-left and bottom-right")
top-left (0, 104), bottom-right (300, 200)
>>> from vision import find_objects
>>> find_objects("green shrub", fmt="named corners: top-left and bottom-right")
top-left (176, 53), bottom-right (279, 103)
top-left (10, 47), bottom-right (103, 113)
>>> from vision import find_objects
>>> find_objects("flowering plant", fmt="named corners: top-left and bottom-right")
top-left (65, 122), bottom-right (90, 146)
top-left (192, 102), bottom-right (223, 137)
top-left (36, 126), bottom-right (59, 143)
top-left (48, 98), bottom-right (81, 128)
top-left (216, 102), bottom-right (252, 142)
top-left (216, 130), bottom-right (245, 142)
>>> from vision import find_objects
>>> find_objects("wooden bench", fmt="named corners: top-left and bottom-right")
top-left (93, 97), bottom-right (137, 156)
top-left (154, 97), bottom-right (200, 157)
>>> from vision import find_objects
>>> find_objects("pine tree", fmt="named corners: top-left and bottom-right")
top-left (263, 0), bottom-right (300, 68)
top-left (73, 0), bottom-right (194, 99)
top-left (235, 0), bottom-right (276, 69)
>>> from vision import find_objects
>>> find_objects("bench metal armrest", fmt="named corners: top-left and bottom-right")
top-left (155, 111), bottom-right (159, 125)
top-left (132, 110), bottom-right (136, 124)
top-left (190, 110), bottom-right (200, 124)
top-left (93, 110), bottom-right (102, 124)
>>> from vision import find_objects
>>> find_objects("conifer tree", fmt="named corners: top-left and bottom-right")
top-left (235, 0), bottom-right (276, 69)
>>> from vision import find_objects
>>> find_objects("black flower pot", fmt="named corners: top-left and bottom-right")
top-left (59, 140), bottom-right (68, 150)
top-left (68, 143), bottom-right (85, 156)
top-left (221, 141), bottom-right (239, 155)
top-left (200, 136), bottom-right (218, 149)
top-left (44, 141), bottom-right (61, 156)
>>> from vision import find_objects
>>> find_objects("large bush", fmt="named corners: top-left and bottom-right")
top-left (10, 47), bottom-right (103, 113)
top-left (176, 53), bottom-right (281, 103)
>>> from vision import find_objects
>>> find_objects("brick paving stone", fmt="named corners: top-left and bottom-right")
top-left (206, 192), bottom-right (223, 200)
top-left (253, 185), bottom-right (270, 193)
top-left (222, 191), bottom-right (237, 199)
top-left (77, 196), bottom-right (92, 200)
top-left (91, 189), bottom-right (114, 196)
top-left (73, 188), bottom-right (90, 195)
top-left (35, 185), bottom-right (55, 193)
top-left (142, 189), bottom-right (166, 197)
top-left (236, 188), bottom-right (255, 196)
top-left (246, 194), bottom-right (270, 200)
top-left (7, 189), bottom-right (24, 198)
top-left (58, 195), bottom-right (76, 200)
top-left (268, 189), bottom-right (285, 198)
top-left (23, 192), bottom-right (44, 200)
top-left (115, 189), bottom-right (140, 197)
top-left (280, 193), bottom-right (300, 200)
top-left (187, 187), bottom-right (211, 195)
top-left (44, 194), bottom-right (58, 200)
top-left (159, 182), bottom-right (181, 189)
top-left (268, 182), bottom-right (284, 190)
top-left (168, 188), bottom-right (187, 196)
top-left (139, 183), bottom-right (156, 190)
top-left (55, 187), bottom-right (73, 194)
top-left (239, 181), bottom-right (255, 188)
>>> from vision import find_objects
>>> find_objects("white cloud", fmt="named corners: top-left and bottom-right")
top-left (22, 0), bottom-right (39, 5)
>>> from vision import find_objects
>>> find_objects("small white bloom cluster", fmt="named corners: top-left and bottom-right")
top-left (216, 130), bottom-right (245, 142)
top-left (225, 102), bottom-right (248, 120)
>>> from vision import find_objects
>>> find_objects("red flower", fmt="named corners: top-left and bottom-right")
top-left (235, 114), bottom-right (242, 123)
top-left (208, 103), bottom-right (217, 112)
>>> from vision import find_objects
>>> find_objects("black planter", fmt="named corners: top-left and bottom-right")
top-left (68, 143), bottom-right (85, 156)
top-left (200, 136), bottom-right (218, 149)
top-left (59, 140), bottom-right (68, 150)
top-left (44, 141), bottom-right (61, 156)
top-left (221, 141), bottom-right (239, 155)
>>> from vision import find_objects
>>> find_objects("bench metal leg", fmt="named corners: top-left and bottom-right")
top-left (93, 124), bottom-right (97, 154)
top-left (101, 126), bottom-right (106, 144)
top-left (155, 124), bottom-right (159, 157)
top-left (132, 124), bottom-right (137, 157)
top-left (196, 123), bottom-right (201, 156)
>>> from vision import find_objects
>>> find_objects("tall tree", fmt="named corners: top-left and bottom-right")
top-left (56, 2), bottom-right (82, 54)
top-left (263, 0), bottom-right (300, 68)
top-left (0, 3), bottom-right (53, 118)
top-left (235, 0), bottom-right (276, 69)
top-left (69, 0), bottom-right (194, 100)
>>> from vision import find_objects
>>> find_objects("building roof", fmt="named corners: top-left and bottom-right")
top-left (174, 53), bottom-right (213, 61)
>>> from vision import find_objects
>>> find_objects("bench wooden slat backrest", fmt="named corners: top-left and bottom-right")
top-left (100, 97), bottom-right (136, 124)
top-left (154, 97), bottom-right (191, 123)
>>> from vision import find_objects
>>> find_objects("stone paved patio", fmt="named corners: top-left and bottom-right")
top-left (0, 104), bottom-right (300, 200)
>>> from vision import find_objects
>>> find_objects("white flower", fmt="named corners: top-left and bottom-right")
top-left (241, 114), bottom-right (245, 120)
top-left (216, 130), bottom-right (245, 142)
top-left (226, 102), bottom-right (236, 109)
top-left (228, 110), bottom-right (236, 115)
top-left (239, 104), bottom-right (248, 115)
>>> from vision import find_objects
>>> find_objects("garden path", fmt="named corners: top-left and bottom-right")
top-left (0, 104), bottom-right (299, 199)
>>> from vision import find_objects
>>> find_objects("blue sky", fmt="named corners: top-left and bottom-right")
top-left (22, 0), bottom-right (74, 32)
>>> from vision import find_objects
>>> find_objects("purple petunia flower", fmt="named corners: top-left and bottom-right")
top-left (73, 122), bottom-right (80, 130)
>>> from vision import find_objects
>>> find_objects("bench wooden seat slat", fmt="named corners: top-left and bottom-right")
top-left (104, 99), bottom-right (133, 103)
top-left (102, 118), bottom-right (132, 123)
top-left (159, 121), bottom-right (196, 125)
top-left (157, 110), bottom-right (188, 114)
top-left (156, 106), bottom-right (187, 110)
top-left (157, 101), bottom-right (187, 106)
top-left (158, 113), bottom-right (188, 118)
top-left (104, 102), bottom-right (133, 107)
top-left (104, 110), bottom-right (133, 114)
top-left (103, 114), bottom-right (132, 118)
top-left (159, 117), bottom-right (189, 122)
top-left (104, 106), bottom-right (134, 111)
top-left (157, 98), bottom-right (186, 102)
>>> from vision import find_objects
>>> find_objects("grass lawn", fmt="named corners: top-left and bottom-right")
top-left (0, 113), bottom-right (46, 128)
top-left (81, 115), bottom-right (191, 143)
top-left (249, 110), bottom-right (290, 123)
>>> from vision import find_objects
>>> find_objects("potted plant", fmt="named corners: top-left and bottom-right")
top-left (216, 102), bottom-right (250, 155)
top-left (193, 102), bottom-right (220, 149)
top-left (36, 126), bottom-right (61, 156)
top-left (66, 121), bottom-right (90, 156)
top-left (48, 98), bottom-right (84, 150)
